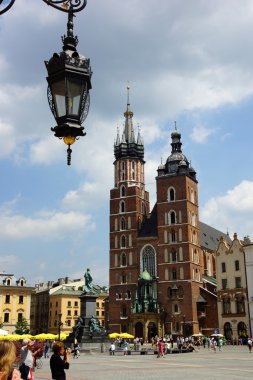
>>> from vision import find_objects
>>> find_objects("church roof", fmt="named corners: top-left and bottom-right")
top-left (199, 221), bottom-right (232, 252)
top-left (138, 205), bottom-right (157, 237)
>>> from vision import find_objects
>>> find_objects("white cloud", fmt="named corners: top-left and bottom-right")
top-left (29, 137), bottom-right (63, 165)
top-left (0, 121), bottom-right (16, 156)
top-left (201, 180), bottom-right (253, 238)
top-left (190, 125), bottom-right (214, 144)
top-left (62, 181), bottom-right (105, 211)
top-left (0, 211), bottom-right (95, 239)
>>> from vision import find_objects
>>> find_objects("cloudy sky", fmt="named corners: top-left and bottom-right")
top-left (0, 0), bottom-right (253, 286)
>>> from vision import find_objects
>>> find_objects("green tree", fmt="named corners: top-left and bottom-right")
top-left (15, 317), bottom-right (30, 334)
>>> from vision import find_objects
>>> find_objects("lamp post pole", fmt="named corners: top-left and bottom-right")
top-left (58, 313), bottom-right (63, 341)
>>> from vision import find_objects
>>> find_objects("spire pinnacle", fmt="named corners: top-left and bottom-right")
top-left (174, 120), bottom-right (177, 131)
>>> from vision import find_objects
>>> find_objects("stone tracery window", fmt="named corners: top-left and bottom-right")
top-left (141, 245), bottom-right (156, 276)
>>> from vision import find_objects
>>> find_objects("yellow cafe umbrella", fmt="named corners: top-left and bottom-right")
top-left (119, 333), bottom-right (134, 339)
top-left (109, 333), bottom-right (120, 339)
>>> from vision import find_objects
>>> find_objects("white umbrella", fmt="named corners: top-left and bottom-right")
top-left (0, 329), bottom-right (8, 336)
top-left (211, 333), bottom-right (223, 337)
top-left (192, 333), bottom-right (204, 337)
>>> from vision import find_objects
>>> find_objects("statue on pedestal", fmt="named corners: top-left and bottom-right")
top-left (89, 315), bottom-right (101, 335)
top-left (73, 316), bottom-right (84, 338)
top-left (83, 268), bottom-right (93, 292)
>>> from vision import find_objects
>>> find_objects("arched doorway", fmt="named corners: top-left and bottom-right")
top-left (135, 322), bottom-right (143, 338)
top-left (147, 322), bottom-right (157, 342)
top-left (224, 322), bottom-right (232, 340)
top-left (237, 321), bottom-right (247, 342)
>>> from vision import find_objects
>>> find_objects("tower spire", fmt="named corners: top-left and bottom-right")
top-left (124, 84), bottom-right (135, 143)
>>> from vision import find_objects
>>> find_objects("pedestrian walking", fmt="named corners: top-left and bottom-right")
top-left (44, 341), bottom-right (50, 359)
top-left (109, 342), bottom-right (115, 356)
top-left (19, 339), bottom-right (41, 380)
top-left (248, 338), bottom-right (252, 353)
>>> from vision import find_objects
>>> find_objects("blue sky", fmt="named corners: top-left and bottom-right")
top-left (0, 0), bottom-right (253, 286)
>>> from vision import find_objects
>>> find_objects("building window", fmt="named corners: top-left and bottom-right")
top-left (67, 301), bottom-right (71, 307)
top-left (221, 262), bottom-right (226, 273)
top-left (171, 230), bottom-right (176, 242)
top-left (74, 310), bottom-right (78, 316)
top-left (96, 310), bottom-right (99, 316)
top-left (67, 320), bottom-right (71, 326)
top-left (222, 279), bottom-right (227, 289)
top-left (172, 270), bottom-right (177, 281)
top-left (235, 277), bottom-right (242, 288)
top-left (235, 260), bottom-right (240, 271)
top-left (4, 313), bottom-right (9, 323)
top-left (168, 187), bottom-right (175, 201)
top-left (121, 253), bottom-right (127, 267)
top-left (121, 235), bottom-right (126, 248)
top-left (236, 297), bottom-right (245, 313)
top-left (74, 301), bottom-right (78, 307)
top-left (120, 201), bottom-right (125, 213)
top-left (141, 245), bottom-right (156, 276)
top-left (122, 304), bottom-right (127, 317)
top-left (5, 295), bottom-right (10, 304)
top-left (67, 310), bottom-right (71, 316)
top-left (56, 302), bottom-right (58, 307)
top-left (126, 290), bottom-right (131, 299)
top-left (132, 161), bottom-right (135, 180)
top-left (173, 304), bottom-right (179, 313)
top-left (18, 313), bottom-right (23, 322)
top-left (171, 250), bottom-right (177, 263)
top-left (222, 298), bottom-right (231, 314)
top-left (96, 302), bottom-right (99, 307)
top-left (20, 279), bottom-right (24, 286)
top-left (170, 211), bottom-right (176, 225)
top-left (121, 217), bottom-right (126, 230)
top-left (6, 279), bottom-right (11, 286)
top-left (120, 185), bottom-right (126, 197)
top-left (122, 273), bottom-right (127, 284)
top-left (19, 295), bottom-right (24, 304)
top-left (121, 162), bottom-right (125, 181)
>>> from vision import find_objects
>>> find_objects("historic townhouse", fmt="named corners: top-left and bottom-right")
top-left (216, 234), bottom-right (250, 341)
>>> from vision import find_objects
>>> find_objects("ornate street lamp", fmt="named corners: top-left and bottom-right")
top-left (1, 0), bottom-right (92, 166)
top-left (45, 3), bottom-right (92, 165)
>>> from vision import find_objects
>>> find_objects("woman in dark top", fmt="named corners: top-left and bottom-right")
top-left (50, 342), bottom-right (70, 380)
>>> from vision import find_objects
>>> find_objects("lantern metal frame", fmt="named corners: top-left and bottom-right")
top-left (1, 0), bottom-right (87, 15)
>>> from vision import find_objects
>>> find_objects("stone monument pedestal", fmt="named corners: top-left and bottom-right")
top-left (65, 290), bottom-right (110, 351)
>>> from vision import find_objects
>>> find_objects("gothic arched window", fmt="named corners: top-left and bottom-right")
top-left (120, 185), bottom-right (126, 197)
top-left (121, 235), bottom-right (126, 248)
top-left (121, 217), bottom-right (126, 230)
top-left (120, 201), bottom-right (125, 213)
top-left (141, 245), bottom-right (156, 277)
top-left (170, 211), bottom-right (176, 225)
top-left (168, 187), bottom-right (175, 201)
top-left (121, 253), bottom-right (127, 267)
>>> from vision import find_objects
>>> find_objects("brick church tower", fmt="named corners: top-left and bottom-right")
top-left (109, 91), bottom-right (215, 339)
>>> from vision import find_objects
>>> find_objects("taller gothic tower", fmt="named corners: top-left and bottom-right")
top-left (109, 89), bottom-right (150, 332)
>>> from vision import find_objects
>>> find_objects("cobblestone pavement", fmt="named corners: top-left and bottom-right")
top-left (34, 346), bottom-right (253, 380)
